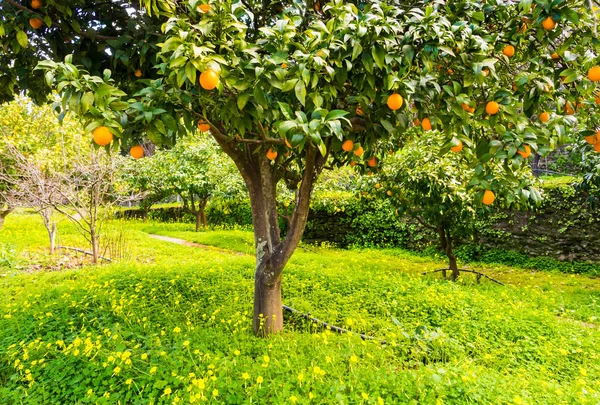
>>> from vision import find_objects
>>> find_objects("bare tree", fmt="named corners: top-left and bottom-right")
top-left (0, 145), bottom-right (59, 253)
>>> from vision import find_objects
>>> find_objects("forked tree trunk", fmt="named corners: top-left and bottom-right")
top-left (439, 226), bottom-right (459, 281)
top-left (212, 131), bottom-right (325, 336)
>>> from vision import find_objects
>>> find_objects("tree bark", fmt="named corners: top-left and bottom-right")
top-left (48, 223), bottom-right (57, 254)
top-left (439, 226), bottom-right (459, 281)
top-left (91, 232), bottom-right (99, 264)
top-left (0, 208), bottom-right (12, 230)
top-left (211, 129), bottom-right (325, 336)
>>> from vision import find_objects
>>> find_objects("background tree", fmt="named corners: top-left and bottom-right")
top-left (4, 0), bottom-right (600, 335)
top-left (374, 131), bottom-right (540, 280)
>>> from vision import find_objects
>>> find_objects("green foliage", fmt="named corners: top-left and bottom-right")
top-left (1, 214), bottom-right (600, 404)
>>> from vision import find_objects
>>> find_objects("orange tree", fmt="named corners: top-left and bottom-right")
top-left (3, 0), bottom-right (600, 335)
top-left (370, 131), bottom-right (539, 281)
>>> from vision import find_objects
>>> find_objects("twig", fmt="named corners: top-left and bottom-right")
top-left (57, 246), bottom-right (112, 262)
top-left (422, 268), bottom-right (505, 286)
top-left (282, 305), bottom-right (386, 344)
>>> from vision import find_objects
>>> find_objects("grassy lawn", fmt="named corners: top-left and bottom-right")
top-left (0, 212), bottom-right (599, 404)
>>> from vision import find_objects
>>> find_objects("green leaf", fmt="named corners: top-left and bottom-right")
top-left (185, 62), bottom-right (197, 83)
top-left (16, 31), bottom-right (28, 48)
top-left (352, 42), bottom-right (363, 61)
top-left (81, 92), bottom-right (94, 113)
top-left (294, 80), bottom-right (306, 106)
top-left (472, 11), bottom-right (485, 22)
top-left (325, 110), bottom-right (348, 121)
top-left (279, 120), bottom-right (297, 134)
top-left (237, 91), bottom-right (250, 110)
top-left (372, 45), bottom-right (385, 69)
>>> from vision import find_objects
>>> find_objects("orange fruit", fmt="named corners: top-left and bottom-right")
top-left (375, 183), bottom-right (381, 189)
top-left (542, 16), bottom-right (556, 30)
top-left (198, 4), bottom-right (211, 12)
top-left (450, 140), bottom-right (463, 153)
top-left (486, 101), bottom-right (500, 115)
top-left (387, 93), bottom-right (403, 110)
top-left (200, 69), bottom-right (219, 90)
top-left (482, 190), bottom-right (495, 205)
top-left (367, 156), bottom-right (377, 167)
top-left (387, 190), bottom-right (393, 196)
top-left (595, 95), bottom-right (600, 105)
top-left (421, 117), bottom-right (432, 131)
top-left (266, 148), bottom-right (278, 161)
top-left (585, 134), bottom-right (598, 144)
top-left (130, 145), bottom-right (144, 159)
top-left (588, 66), bottom-right (600, 82)
top-left (134, 69), bottom-right (142, 78)
top-left (482, 68), bottom-right (489, 77)
top-left (595, 143), bottom-right (600, 152)
top-left (29, 18), bottom-right (43, 29)
top-left (355, 106), bottom-right (364, 116)
top-left (551, 52), bottom-right (560, 60)
top-left (197, 121), bottom-right (210, 132)
top-left (564, 102), bottom-right (575, 115)
top-left (413, 118), bottom-right (421, 126)
top-left (92, 126), bottom-right (113, 146)
top-left (285, 138), bottom-right (292, 148)
top-left (342, 139), bottom-right (354, 152)
top-left (354, 146), bottom-right (364, 157)
top-left (539, 111), bottom-right (550, 123)
top-left (517, 145), bottom-right (531, 158)
top-left (350, 161), bottom-right (356, 167)
top-left (281, 63), bottom-right (288, 69)
top-left (503, 45), bottom-right (515, 58)
top-left (31, 0), bottom-right (42, 9)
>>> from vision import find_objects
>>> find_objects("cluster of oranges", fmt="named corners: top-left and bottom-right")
top-left (91, 126), bottom-right (144, 159)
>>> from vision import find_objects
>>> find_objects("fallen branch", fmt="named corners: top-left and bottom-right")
top-left (282, 305), bottom-right (386, 344)
top-left (422, 268), bottom-right (505, 286)
top-left (57, 246), bottom-right (112, 262)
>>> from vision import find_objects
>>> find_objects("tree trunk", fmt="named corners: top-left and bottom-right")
top-left (212, 131), bottom-right (325, 336)
top-left (200, 199), bottom-right (208, 228)
top-left (49, 223), bottom-right (57, 254)
top-left (439, 226), bottom-right (459, 280)
top-left (91, 233), bottom-right (99, 264)
top-left (195, 212), bottom-right (202, 232)
top-left (0, 213), bottom-right (5, 231)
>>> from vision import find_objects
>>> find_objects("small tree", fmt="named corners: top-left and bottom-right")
top-left (160, 135), bottom-right (245, 231)
top-left (48, 150), bottom-right (129, 264)
top-left (376, 132), bottom-right (540, 280)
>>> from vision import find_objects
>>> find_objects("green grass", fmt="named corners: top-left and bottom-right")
top-left (1, 213), bottom-right (599, 404)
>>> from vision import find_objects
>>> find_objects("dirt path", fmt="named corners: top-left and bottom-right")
top-left (147, 234), bottom-right (249, 257)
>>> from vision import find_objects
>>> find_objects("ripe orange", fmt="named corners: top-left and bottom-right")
top-left (197, 121), bottom-right (210, 132)
top-left (517, 145), bottom-right (531, 158)
top-left (367, 156), bottom-right (377, 167)
top-left (354, 146), bottom-right (364, 157)
top-left (486, 101), bottom-right (500, 115)
top-left (31, 0), bottom-right (42, 9)
top-left (130, 145), bottom-right (144, 159)
top-left (387, 93), bottom-right (403, 111)
top-left (482, 190), bottom-right (495, 205)
top-left (503, 45), bottom-right (515, 58)
top-left (350, 161), bottom-right (356, 167)
top-left (342, 139), bottom-right (354, 152)
top-left (482, 68), bottom-right (489, 77)
top-left (595, 143), bottom-right (600, 152)
top-left (564, 102), bottom-right (575, 115)
top-left (375, 183), bottom-right (381, 189)
top-left (588, 66), bottom-right (600, 82)
top-left (539, 111), bottom-right (550, 123)
top-left (281, 63), bottom-right (288, 69)
top-left (29, 18), bottom-right (43, 29)
top-left (551, 52), bottom-right (560, 60)
top-left (92, 126), bottom-right (113, 146)
top-left (266, 148), bottom-right (278, 161)
top-left (461, 103), bottom-right (474, 113)
top-left (585, 134), bottom-right (598, 144)
top-left (450, 140), bottom-right (463, 153)
top-left (421, 117), bottom-right (432, 131)
top-left (134, 69), bottom-right (142, 78)
top-left (542, 16), bottom-right (556, 30)
top-left (387, 190), bottom-right (393, 196)
top-left (413, 118), bottom-right (421, 127)
top-left (198, 4), bottom-right (211, 12)
top-left (595, 95), bottom-right (600, 105)
top-left (200, 69), bottom-right (219, 90)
